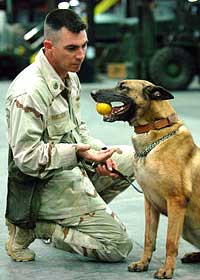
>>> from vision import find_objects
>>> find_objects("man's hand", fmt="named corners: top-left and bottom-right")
top-left (75, 144), bottom-right (119, 178)
top-left (96, 158), bottom-right (119, 178)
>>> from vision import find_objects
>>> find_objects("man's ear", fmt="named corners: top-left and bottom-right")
top-left (143, 85), bottom-right (174, 100)
top-left (43, 39), bottom-right (53, 50)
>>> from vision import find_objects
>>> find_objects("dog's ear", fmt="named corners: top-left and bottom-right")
top-left (144, 85), bottom-right (174, 100)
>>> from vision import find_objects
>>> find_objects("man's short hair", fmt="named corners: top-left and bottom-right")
top-left (44, 8), bottom-right (87, 39)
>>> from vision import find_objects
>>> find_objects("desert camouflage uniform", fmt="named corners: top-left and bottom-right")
top-left (5, 48), bottom-right (135, 262)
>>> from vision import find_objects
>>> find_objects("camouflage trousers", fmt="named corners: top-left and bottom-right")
top-left (48, 145), bottom-right (134, 261)
top-left (7, 145), bottom-right (135, 262)
top-left (51, 208), bottom-right (133, 262)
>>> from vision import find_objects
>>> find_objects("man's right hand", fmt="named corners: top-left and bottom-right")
top-left (75, 143), bottom-right (117, 163)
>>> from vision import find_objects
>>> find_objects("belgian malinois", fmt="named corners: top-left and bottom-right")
top-left (91, 80), bottom-right (200, 279)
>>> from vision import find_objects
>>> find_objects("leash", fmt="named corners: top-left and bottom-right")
top-left (111, 167), bottom-right (143, 194)
top-left (82, 160), bottom-right (143, 194)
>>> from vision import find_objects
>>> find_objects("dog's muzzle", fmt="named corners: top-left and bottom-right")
top-left (91, 89), bottom-right (136, 122)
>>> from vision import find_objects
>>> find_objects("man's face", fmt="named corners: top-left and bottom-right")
top-left (45, 27), bottom-right (88, 78)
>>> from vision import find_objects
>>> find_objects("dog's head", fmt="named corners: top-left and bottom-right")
top-left (91, 79), bottom-right (174, 124)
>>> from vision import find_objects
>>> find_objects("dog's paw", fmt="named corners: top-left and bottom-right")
top-left (128, 261), bottom-right (149, 272)
top-left (154, 267), bottom-right (174, 279)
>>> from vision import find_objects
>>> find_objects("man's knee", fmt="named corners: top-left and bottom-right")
top-left (106, 235), bottom-right (133, 262)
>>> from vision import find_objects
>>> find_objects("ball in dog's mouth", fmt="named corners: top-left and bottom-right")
top-left (96, 103), bottom-right (112, 115)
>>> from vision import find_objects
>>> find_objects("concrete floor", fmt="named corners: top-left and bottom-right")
top-left (0, 77), bottom-right (200, 280)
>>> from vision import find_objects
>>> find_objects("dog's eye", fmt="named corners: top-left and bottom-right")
top-left (119, 83), bottom-right (124, 90)
top-left (118, 83), bottom-right (127, 91)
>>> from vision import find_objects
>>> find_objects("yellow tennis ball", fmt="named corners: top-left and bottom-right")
top-left (96, 103), bottom-right (112, 115)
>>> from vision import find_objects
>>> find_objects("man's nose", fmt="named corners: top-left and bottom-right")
top-left (75, 47), bottom-right (85, 59)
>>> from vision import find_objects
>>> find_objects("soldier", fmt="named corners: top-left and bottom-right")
top-left (5, 8), bottom-right (134, 262)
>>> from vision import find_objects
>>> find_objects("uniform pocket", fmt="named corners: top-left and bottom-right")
top-left (47, 119), bottom-right (76, 137)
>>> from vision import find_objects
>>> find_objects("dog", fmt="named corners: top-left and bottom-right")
top-left (91, 79), bottom-right (200, 279)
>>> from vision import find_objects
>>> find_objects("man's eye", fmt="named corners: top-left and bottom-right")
top-left (65, 44), bottom-right (87, 52)
top-left (66, 46), bottom-right (77, 52)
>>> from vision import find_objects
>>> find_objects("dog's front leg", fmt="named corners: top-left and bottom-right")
top-left (128, 197), bottom-right (160, 272)
top-left (154, 196), bottom-right (186, 279)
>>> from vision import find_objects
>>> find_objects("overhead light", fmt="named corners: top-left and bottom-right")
top-left (188, 0), bottom-right (198, 2)
top-left (69, 0), bottom-right (79, 7)
top-left (58, 1), bottom-right (70, 9)
top-left (24, 27), bottom-right (39, 41)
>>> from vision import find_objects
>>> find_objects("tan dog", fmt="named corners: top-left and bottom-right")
top-left (91, 80), bottom-right (200, 279)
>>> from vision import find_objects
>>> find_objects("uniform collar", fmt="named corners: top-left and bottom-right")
top-left (35, 48), bottom-right (68, 98)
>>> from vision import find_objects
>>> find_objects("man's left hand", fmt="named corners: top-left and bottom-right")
top-left (96, 158), bottom-right (119, 178)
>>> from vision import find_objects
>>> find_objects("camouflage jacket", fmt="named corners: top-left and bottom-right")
top-left (5, 49), bottom-right (106, 227)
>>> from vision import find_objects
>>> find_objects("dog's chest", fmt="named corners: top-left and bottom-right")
top-left (133, 158), bottom-right (158, 192)
top-left (133, 157), bottom-right (167, 214)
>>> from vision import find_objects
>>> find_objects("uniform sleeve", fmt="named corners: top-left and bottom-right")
top-left (78, 120), bottom-right (105, 150)
top-left (71, 73), bottom-right (106, 151)
top-left (7, 92), bottom-right (78, 179)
